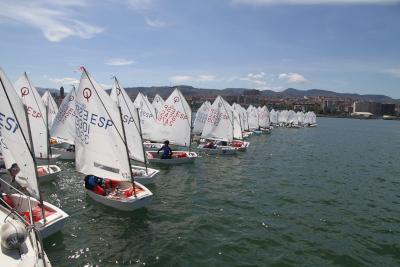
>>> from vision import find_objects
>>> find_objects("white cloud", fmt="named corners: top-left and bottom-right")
top-left (49, 77), bottom-right (79, 85)
top-left (198, 75), bottom-right (216, 82)
top-left (382, 68), bottom-right (400, 78)
top-left (232, 0), bottom-right (400, 5)
top-left (105, 58), bottom-right (136, 66)
top-left (128, 0), bottom-right (154, 11)
top-left (278, 72), bottom-right (308, 83)
top-left (169, 75), bottom-right (193, 83)
top-left (145, 17), bottom-right (166, 28)
top-left (240, 72), bottom-right (267, 86)
top-left (0, 0), bottom-right (103, 42)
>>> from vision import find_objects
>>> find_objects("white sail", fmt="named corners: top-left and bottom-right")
top-left (311, 112), bottom-right (317, 124)
top-left (152, 94), bottom-right (164, 119)
top-left (14, 73), bottom-right (49, 159)
top-left (232, 103), bottom-right (243, 139)
top-left (258, 106), bottom-right (270, 128)
top-left (50, 87), bottom-right (77, 143)
top-left (75, 69), bottom-right (131, 181)
top-left (296, 111), bottom-right (304, 125)
top-left (0, 68), bottom-right (39, 198)
top-left (193, 101), bottom-right (211, 134)
top-left (42, 90), bottom-right (58, 128)
top-left (270, 109), bottom-right (278, 124)
top-left (153, 88), bottom-right (192, 147)
top-left (278, 110), bottom-right (289, 124)
top-left (133, 93), bottom-right (158, 141)
top-left (247, 105), bottom-right (259, 130)
top-left (201, 96), bottom-right (234, 142)
top-left (241, 106), bottom-right (249, 131)
top-left (109, 79), bottom-right (145, 163)
top-left (287, 110), bottom-right (296, 124)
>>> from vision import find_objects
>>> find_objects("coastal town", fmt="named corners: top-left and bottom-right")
top-left (50, 85), bottom-right (400, 120)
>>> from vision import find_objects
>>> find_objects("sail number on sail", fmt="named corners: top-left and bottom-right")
top-left (207, 109), bottom-right (228, 126)
top-left (157, 104), bottom-right (187, 126)
top-left (0, 112), bottom-right (19, 133)
top-left (54, 105), bottom-right (75, 124)
top-left (26, 106), bottom-right (42, 118)
top-left (75, 102), bottom-right (113, 144)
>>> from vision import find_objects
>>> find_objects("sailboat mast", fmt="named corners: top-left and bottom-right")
top-left (136, 108), bottom-right (149, 175)
top-left (118, 106), bottom-right (137, 197)
top-left (46, 104), bottom-right (50, 168)
top-left (24, 105), bottom-right (46, 223)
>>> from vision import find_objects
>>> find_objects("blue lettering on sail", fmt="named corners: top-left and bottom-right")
top-left (75, 102), bottom-right (114, 145)
top-left (0, 112), bottom-right (19, 133)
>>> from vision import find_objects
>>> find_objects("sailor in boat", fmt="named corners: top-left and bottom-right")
top-left (157, 140), bottom-right (173, 159)
top-left (0, 163), bottom-right (20, 195)
top-left (66, 144), bottom-right (75, 152)
top-left (204, 140), bottom-right (217, 149)
top-left (85, 175), bottom-right (108, 196)
top-left (84, 175), bottom-right (133, 198)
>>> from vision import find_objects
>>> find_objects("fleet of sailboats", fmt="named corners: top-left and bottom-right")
top-left (0, 66), bottom-right (318, 264)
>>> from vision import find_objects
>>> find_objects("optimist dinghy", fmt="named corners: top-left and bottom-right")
top-left (0, 67), bottom-right (69, 238)
top-left (197, 138), bottom-right (237, 155)
top-left (146, 88), bottom-right (198, 164)
top-left (2, 192), bottom-right (69, 239)
top-left (200, 96), bottom-right (241, 155)
top-left (75, 68), bottom-right (153, 211)
top-left (50, 87), bottom-right (77, 160)
top-left (0, 192), bottom-right (52, 266)
top-left (109, 78), bottom-right (159, 184)
top-left (130, 165), bottom-right (159, 185)
top-left (84, 176), bottom-right (152, 211)
top-left (36, 165), bottom-right (62, 183)
top-left (146, 151), bottom-right (198, 164)
top-left (14, 73), bottom-right (62, 168)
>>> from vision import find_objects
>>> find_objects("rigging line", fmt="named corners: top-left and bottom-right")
top-left (220, 97), bottom-right (234, 126)
top-left (138, 92), bottom-right (157, 122)
top-left (176, 89), bottom-right (192, 129)
top-left (0, 76), bottom-right (35, 158)
top-left (24, 72), bottom-right (47, 129)
top-left (114, 77), bottom-right (141, 134)
top-left (82, 68), bottom-right (126, 146)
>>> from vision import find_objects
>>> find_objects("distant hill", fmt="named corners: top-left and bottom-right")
top-left (266, 88), bottom-right (397, 103)
top-left (121, 86), bottom-right (398, 103)
top-left (40, 85), bottom-right (399, 103)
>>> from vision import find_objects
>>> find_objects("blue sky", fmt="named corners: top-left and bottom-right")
top-left (0, 0), bottom-right (399, 98)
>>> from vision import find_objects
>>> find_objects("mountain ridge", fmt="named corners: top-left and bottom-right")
top-left (38, 86), bottom-right (399, 103)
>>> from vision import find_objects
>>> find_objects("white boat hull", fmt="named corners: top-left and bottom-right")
top-left (4, 193), bottom-right (69, 239)
top-left (143, 142), bottom-right (164, 150)
top-left (131, 165), bottom-right (159, 185)
top-left (51, 147), bottom-right (75, 160)
top-left (85, 180), bottom-right (153, 211)
top-left (232, 140), bottom-right (250, 152)
top-left (0, 205), bottom-right (52, 266)
top-left (36, 154), bottom-right (61, 165)
top-left (197, 146), bottom-right (237, 155)
top-left (37, 165), bottom-right (62, 183)
top-left (146, 151), bottom-right (198, 164)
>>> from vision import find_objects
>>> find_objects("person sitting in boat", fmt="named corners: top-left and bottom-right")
top-left (0, 163), bottom-right (20, 202)
top-left (157, 140), bottom-right (173, 159)
top-left (66, 144), bottom-right (75, 152)
top-left (205, 141), bottom-right (216, 149)
top-left (84, 175), bottom-right (106, 196)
